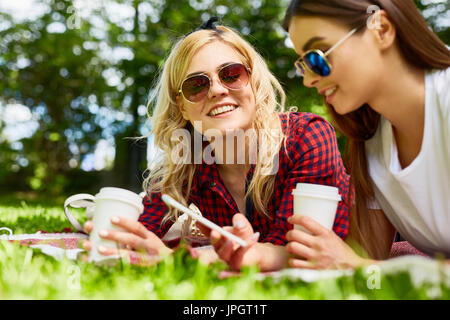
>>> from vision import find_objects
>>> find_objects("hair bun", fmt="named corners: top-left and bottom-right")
top-left (185, 17), bottom-right (220, 37)
top-left (199, 17), bottom-right (219, 30)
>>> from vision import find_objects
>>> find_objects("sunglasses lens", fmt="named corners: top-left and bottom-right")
top-left (304, 51), bottom-right (331, 77)
top-left (181, 75), bottom-right (210, 102)
top-left (180, 64), bottom-right (249, 102)
top-left (219, 63), bottom-right (249, 90)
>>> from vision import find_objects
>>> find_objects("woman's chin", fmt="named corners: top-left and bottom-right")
top-left (331, 100), bottom-right (360, 116)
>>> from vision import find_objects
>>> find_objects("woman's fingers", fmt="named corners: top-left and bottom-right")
top-left (110, 216), bottom-right (150, 239)
top-left (286, 240), bottom-right (316, 260)
top-left (83, 217), bottom-right (150, 239)
top-left (81, 241), bottom-right (161, 266)
top-left (81, 217), bottom-right (170, 264)
top-left (231, 214), bottom-right (254, 240)
top-left (82, 236), bottom-right (163, 266)
top-left (286, 219), bottom-right (365, 270)
top-left (118, 249), bottom-right (161, 266)
top-left (288, 215), bottom-right (328, 236)
top-left (82, 239), bottom-right (91, 251)
top-left (286, 229), bottom-right (315, 247)
top-left (130, 251), bottom-right (162, 267)
top-left (83, 221), bottom-right (94, 234)
top-left (228, 232), bottom-right (259, 270)
top-left (210, 228), bottom-right (235, 261)
top-left (216, 239), bottom-right (234, 262)
top-left (206, 215), bottom-right (257, 268)
top-left (95, 246), bottom-right (161, 266)
top-left (288, 257), bottom-right (317, 269)
top-left (97, 244), bottom-right (120, 256)
top-left (194, 247), bottom-right (219, 265)
top-left (110, 216), bottom-right (168, 253)
top-left (98, 229), bottom-right (160, 254)
top-left (210, 229), bottom-right (226, 250)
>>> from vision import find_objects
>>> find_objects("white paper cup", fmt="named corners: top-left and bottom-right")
top-left (89, 188), bottom-right (144, 263)
top-left (64, 187), bottom-right (144, 264)
top-left (291, 183), bottom-right (341, 234)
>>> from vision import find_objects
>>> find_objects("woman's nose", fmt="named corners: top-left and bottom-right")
top-left (302, 69), bottom-right (321, 88)
top-left (208, 75), bottom-right (229, 98)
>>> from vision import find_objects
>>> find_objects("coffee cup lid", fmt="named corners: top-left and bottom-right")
top-left (292, 183), bottom-right (341, 201)
top-left (95, 187), bottom-right (144, 211)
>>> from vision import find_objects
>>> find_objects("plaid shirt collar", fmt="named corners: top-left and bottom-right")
top-left (194, 161), bottom-right (256, 189)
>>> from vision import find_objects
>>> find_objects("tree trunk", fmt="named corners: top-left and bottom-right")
top-left (112, 0), bottom-right (147, 193)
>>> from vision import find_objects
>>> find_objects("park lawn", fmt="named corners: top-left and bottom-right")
top-left (0, 194), bottom-right (449, 300)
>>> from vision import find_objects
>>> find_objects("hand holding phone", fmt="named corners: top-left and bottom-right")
top-left (161, 194), bottom-right (248, 247)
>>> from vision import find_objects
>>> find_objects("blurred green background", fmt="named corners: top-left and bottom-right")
top-left (0, 0), bottom-right (449, 197)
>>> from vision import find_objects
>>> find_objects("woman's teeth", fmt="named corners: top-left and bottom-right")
top-left (208, 105), bottom-right (236, 116)
top-left (325, 87), bottom-right (337, 97)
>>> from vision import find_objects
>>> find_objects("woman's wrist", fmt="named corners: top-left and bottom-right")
top-left (352, 256), bottom-right (379, 268)
top-left (155, 243), bottom-right (173, 256)
top-left (253, 242), bottom-right (289, 272)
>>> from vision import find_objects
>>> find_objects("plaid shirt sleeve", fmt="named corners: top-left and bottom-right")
top-left (264, 113), bottom-right (352, 244)
top-left (138, 192), bottom-right (172, 238)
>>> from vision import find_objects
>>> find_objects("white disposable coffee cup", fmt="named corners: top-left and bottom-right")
top-left (64, 187), bottom-right (144, 263)
top-left (291, 183), bottom-right (341, 234)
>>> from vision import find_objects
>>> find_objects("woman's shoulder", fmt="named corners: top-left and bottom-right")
top-left (277, 111), bottom-right (338, 159)
top-left (428, 66), bottom-right (450, 89)
top-left (427, 67), bottom-right (450, 115)
top-left (278, 111), bottom-right (334, 136)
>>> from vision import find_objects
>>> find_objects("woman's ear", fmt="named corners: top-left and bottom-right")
top-left (368, 10), bottom-right (396, 50)
top-left (175, 94), bottom-right (187, 120)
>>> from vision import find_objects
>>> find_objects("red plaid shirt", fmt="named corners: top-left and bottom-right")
top-left (139, 112), bottom-right (353, 245)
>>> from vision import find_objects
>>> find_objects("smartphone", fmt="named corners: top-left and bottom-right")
top-left (161, 194), bottom-right (248, 247)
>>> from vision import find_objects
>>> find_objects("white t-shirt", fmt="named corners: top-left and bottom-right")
top-left (365, 67), bottom-right (450, 257)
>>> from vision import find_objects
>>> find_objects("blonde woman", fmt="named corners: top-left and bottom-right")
top-left (84, 18), bottom-right (353, 271)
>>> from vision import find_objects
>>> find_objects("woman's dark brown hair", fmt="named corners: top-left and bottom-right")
top-left (283, 0), bottom-right (450, 259)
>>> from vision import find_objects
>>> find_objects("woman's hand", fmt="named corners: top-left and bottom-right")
top-left (195, 213), bottom-right (260, 271)
top-left (83, 216), bottom-right (173, 266)
top-left (286, 215), bottom-right (370, 269)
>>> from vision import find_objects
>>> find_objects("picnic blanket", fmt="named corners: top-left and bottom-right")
top-left (0, 227), bottom-right (87, 261)
top-left (1, 224), bottom-right (430, 261)
top-left (389, 241), bottom-right (430, 258)
top-left (0, 226), bottom-right (210, 264)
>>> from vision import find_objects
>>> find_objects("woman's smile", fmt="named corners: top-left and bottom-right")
top-left (207, 104), bottom-right (239, 117)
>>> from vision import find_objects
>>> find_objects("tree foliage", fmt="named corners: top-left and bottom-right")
top-left (0, 0), bottom-right (448, 194)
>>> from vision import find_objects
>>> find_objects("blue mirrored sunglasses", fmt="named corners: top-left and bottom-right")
top-left (294, 28), bottom-right (358, 77)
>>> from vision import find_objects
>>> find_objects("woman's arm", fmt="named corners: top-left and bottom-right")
top-left (287, 208), bottom-right (397, 269)
top-left (250, 242), bottom-right (290, 271)
top-left (83, 217), bottom-right (173, 266)
top-left (239, 114), bottom-right (354, 270)
top-left (196, 214), bottom-right (290, 271)
top-left (138, 193), bottom-right (174, 238)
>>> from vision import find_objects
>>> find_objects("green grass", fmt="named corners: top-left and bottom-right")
top-left (1, 193), bottom-right (450, 300)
